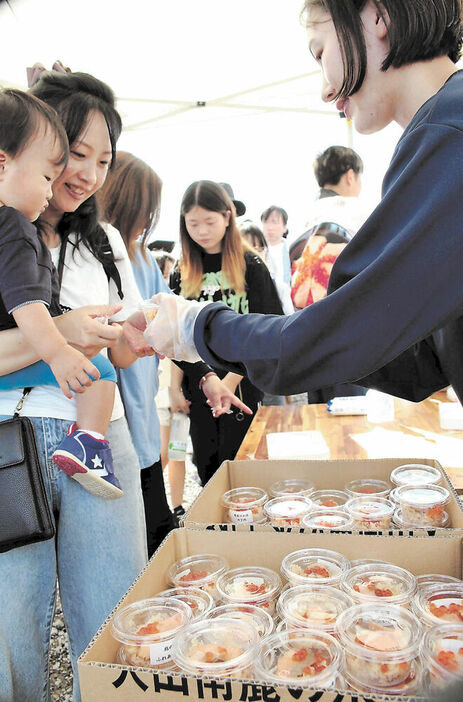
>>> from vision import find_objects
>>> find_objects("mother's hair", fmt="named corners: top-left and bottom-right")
top-left (30, 71), bottom-right (123, 264)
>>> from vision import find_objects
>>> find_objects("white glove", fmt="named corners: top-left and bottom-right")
top-left (143, 292), bottom-right (213, 362)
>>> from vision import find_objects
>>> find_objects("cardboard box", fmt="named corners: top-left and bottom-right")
top-left (79, 528), bottom-right (463, 702)
top-left (183, 457), bottom-right (463, 535)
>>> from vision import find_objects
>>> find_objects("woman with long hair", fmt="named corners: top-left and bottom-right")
top-left (169, 180), bottom-right (283, 486)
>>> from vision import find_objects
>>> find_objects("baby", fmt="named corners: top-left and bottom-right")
top-left (0, 88), bottom-right (122, 499)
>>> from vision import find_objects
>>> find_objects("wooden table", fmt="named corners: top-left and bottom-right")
top-left (235, 391), bottom-right (463, 490)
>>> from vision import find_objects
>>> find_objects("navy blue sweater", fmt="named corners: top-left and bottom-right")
top-left (194, 71), bottom-right (463, 402)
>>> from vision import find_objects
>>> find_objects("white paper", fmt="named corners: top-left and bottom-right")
top-left (266, 431), bottom-right (330, 460)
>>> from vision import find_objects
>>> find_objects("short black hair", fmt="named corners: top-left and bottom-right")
top-left (240, 220), bottom-right (268, 251)
top-left (0, 88), bottom-right (68, 167)
top-left (314, 145), bottom-right (363, 187)
top-left (260, 206), bottom-right (288, 226)
top-left (302, 0), bottom-right (463, 99)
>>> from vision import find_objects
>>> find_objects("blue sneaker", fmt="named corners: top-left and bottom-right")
top-left (52, 424), bottom-right (123, 499)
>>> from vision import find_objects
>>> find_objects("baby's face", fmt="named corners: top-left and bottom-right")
top-left (0, 127), bottom-right (62, 221)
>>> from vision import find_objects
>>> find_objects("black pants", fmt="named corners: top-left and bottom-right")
top-left (189, 398), bottom-right (257, 486)
top-left (140, 460), bottom-right (175, 558)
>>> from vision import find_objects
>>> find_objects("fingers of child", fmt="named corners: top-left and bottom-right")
top-left (58, 379), bottom-right (74, 399)
top-left (85, 362), bottom-right (100, 381)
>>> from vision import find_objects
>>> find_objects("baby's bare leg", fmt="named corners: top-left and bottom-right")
top-left (75, 379), bottom-right (115, 435)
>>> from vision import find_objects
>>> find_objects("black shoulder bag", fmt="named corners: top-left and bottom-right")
top-left (0, 388), bottom-right (55, 552)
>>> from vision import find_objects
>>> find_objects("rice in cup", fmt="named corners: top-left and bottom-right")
top-left (345, 496), bottom-right (394, 530)
top-left (302, 508), bottom-right (353, 531)
top-left (207, 603), bottom-right (274, 639)
top-left (172, 616), bottom-right (258, 678)
top-left (220, 487), bottom-right (268, 525)
top-left (421, 623), bottom-right (463, 690)
top-left (112, 596), bottom-right (191, 668)
top-left (168, 553), bottom-right (229, 600)
top-left (269, 478), bottom-right (315, 498)
top-left (345, 478), bottom-right (391, 498)
top-left (341, 563), bottom-right (417, 608)
top-left (394, 484), bottom-right (451, 527)
top-left (277, 584), bottom-right (353, 636)
top-left (413, 583), bottom-right (463, 627)
top-left (263, 495), bottom-right (313, 527)
top-left (310, 489), bottom-right (349, 510)
top-left (253, 630), bottom-right (341, 688)
top-left (390, 463), bottom-right (442, 488)
top-left (281, 548), bottom-right (350, 588)
top-left (336, 603), bottom-right (422, 689)
top-left (393, 507), bottom-right (450, 529)
top-left (216, 566), bottom-right (282, 616)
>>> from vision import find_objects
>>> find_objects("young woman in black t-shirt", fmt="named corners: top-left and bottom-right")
top-left (170, 180), bottom-right (283, 486)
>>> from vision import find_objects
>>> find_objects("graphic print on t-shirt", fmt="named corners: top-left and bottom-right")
top-left (198, 270), bottom-right (249, 314)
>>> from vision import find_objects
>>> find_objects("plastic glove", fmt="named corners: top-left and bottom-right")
top-left (143, 292), bottom-right (213, 362)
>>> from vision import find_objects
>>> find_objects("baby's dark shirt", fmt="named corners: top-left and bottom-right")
top-left (0, 206), bottom-right (62, 331)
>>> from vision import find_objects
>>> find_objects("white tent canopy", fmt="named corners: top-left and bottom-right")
top-left (0, 0), bottom-right (404, 240)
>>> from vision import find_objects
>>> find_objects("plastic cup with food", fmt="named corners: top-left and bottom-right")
top-left (394, 485), bottom-right (451, 527)
top-left (302, 508), bottom-right (353, 531)
top-left (277, 584), bottom-right (353, 637)
top-left (216, 566), bottom-right (282, 616)
top-left (309, 489), bottom-right (349, 510)
top-left (155, 586), bottom-right (214, 621)
top-left (111, 597), bottom-right (192, 669)
top-left (417, 574), bottom-right (463, 591)
top-left (421, 623), bottom-right (463, 691)
top-left (412, 583), bottom-right (463, 627)
top-left (207, 603), bottom-right (274, 639)
top-left (253, 629), bottom-right (342, 688)
top-left (390, 463), bottom-right (442, 488)
top-left (393, 507), bottom-right (450, 530)
top-left (345, 496), bottom-right (395, 530)
top-left (171, 616), bottom-right (259, 679)
top-left (340, 564), bottom-right (417, 608)
top-left (263, 495), bottom-right (313, 527)
top-left (168, 553), bottom-right (229, 601)
top-left (345, 478), bottom-right (391, 498)
top-left (336, 603), bottom-right (422, 690)
top-left (269, 478), bottom-right (315, 498)
top-left (220, 487), bottom-right (268, 525)
top-left (139, 299), bottom-right (159, 325)
top-left (281, 548), bottom-right (350, 588)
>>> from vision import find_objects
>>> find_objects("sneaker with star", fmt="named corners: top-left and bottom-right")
top-left (52, 424), bottom-right (123, 499)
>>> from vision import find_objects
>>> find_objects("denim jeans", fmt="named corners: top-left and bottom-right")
top-left (0, 415), bottom-right (148, 702)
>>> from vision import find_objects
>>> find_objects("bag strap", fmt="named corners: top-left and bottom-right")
top-left (57, 234), bottom-right (124, 300)
top-left (14, 387), bottom-right (32, 417)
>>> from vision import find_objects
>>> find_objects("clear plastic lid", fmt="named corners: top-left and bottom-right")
top-left (310, 490), bottom-right (349, 509)
top-left (413, 583), bottom-right (463, 627)
top-left (337, 604), bottom-right (422, 690)
top-left (216, 566), bottom-right (282, 609)
top-left (111, 597), bottom-right (192, 668)
top-left (253, 630), bottom-right (342, 688)
top-left (155, 587), bottom-right (214, 621)
top-left (168, 553), bottom-right (229, 599)
top-left (345, 479), bottom-right (391, 498)
top-left (302, 508), bottom-right (353, 531)
top-left (220, 487), bottom-right (268, 524)
top-left (395, 484), bottom-right (450, 509)
top-left (421, 623), bottom-right (463, 683)
top-left (340, 564), bottom-right (417, 606)
top-left (417, 574), bottom-right (463, 590)
top-left (269, 478), bottom-right (315, 498)
top-left (389, 487), bottom-right (400, 504)
top-left (393, 507), bottom-right (450, 529)
top-left (207, 603), bottom-right (274, 639)
top-left (281, 548), bottom-right (350, 587)
top-left (390, 463), bottom-right (442, 487)
top-left (263, 495), bottom-right (313, 526)
top-left (277, 584), bottom-right (353, 634)
top-left (350, 558), bottom-right (390, 567)
top-left (345, 496), bottom-right (395, 523)
top-left (171, 616), bottom-right (258, 677)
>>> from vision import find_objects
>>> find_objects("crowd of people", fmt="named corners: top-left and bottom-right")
top-left (0, 1), bottom-right (462, 700)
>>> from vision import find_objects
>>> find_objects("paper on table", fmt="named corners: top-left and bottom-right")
top-left (266, 431), bottom-right (330, 460)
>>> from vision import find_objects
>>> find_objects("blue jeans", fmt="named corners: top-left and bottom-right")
top-left (0, 353), bottom-right (116, 391)
top-left (0, 415), bottom-right (148, 702)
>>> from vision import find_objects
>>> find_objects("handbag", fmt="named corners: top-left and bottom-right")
top-left (0, 388), bottom-right (55, 553)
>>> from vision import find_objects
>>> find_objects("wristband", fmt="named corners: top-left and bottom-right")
top-left (199, 372), bottom-right (217, 390)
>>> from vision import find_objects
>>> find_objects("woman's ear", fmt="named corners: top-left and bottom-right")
top-left (374, 2), bottom-right (390, 40)
top-left (224, 210), bottom-right (231, 226)
top-left (0, 151), bottom-right (9, 178)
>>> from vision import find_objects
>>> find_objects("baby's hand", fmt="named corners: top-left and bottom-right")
top-left (48, 345), bottom-right (100, 399)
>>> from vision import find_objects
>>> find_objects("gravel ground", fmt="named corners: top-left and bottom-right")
top-left (49, 454), bottom-right (201, 701)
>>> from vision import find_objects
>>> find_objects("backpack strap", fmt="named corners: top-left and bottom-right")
top-left (57, 233), bottom-right (124, 300)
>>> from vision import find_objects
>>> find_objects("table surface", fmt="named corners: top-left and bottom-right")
top-left (235, 391), bottom-right (463, 490)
